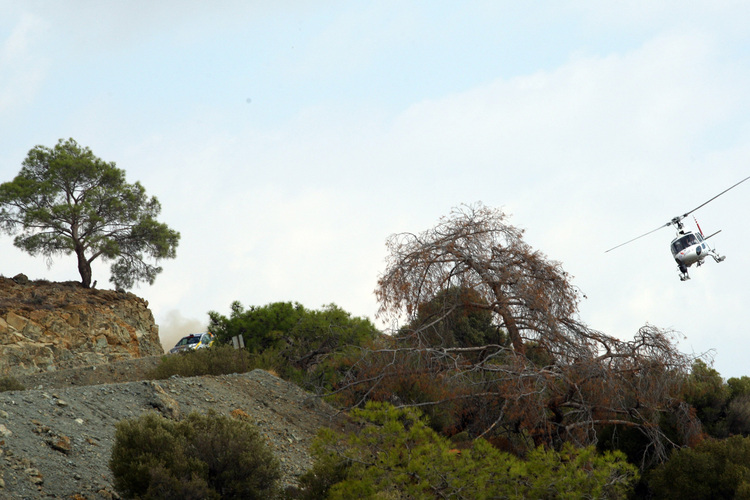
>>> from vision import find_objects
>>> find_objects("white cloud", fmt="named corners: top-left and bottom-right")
top-left (2, 2), bottom-right (750, 377)
top-left (0, 13), bottom-right (47, 112)
top-left (130, 26), bottom-right (749, 342)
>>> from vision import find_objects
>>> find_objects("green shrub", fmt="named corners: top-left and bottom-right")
top-left (296, 436), bottom-right (351, 500)
top-left (207, 301), bottom-right (380, 389)
top-left (649, 435), bottom-right (750, 499)
top-left (0, 377), bottom-right (25, 392)
top-left (110, 411), bottom-right (281, 499)
top-left (728, 395), bottom-right (750, 436)
top-left (149, 344), bottom-right (254, 379)
top-left (299, 402), bottom-right (638, 499)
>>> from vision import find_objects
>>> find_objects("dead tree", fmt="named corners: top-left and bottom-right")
top-left (337, 203), bottom-right (700, 466)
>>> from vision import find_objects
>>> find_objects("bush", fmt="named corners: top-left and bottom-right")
top-left (683, 360), bottom-right (731, 438)
top-left (207, 301), bottom-right (380, 388)
top-left (728, 395), bottom-right (750, 436)
top-left (299, 402), bottom-right (638, 499)
top-left (110, 411), bottom-right (281, 499)
top-left (148, 344), bottom-right (254, 379)
top-left (0, 377), bottom-right (24, 392)
top-left (649, 435), bottom-right (750, 499)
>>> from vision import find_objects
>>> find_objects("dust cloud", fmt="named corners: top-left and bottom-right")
top-left (156, 309), bottom-right (207, 352)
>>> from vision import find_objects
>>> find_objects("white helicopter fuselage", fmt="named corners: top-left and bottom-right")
top-left (605, 174), bottom-right (745, 281)
top-left (670, 231), bottom-right (708, 268)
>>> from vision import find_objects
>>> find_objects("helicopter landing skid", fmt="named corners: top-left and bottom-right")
top-left (677, 250), bottom-right (726, 280)
top-left (678, 262), bottom-right (690, 281)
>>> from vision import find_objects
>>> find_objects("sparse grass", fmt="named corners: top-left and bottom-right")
top-left (148, 344), bottom-right (255, 379)
top-left (0, 377), bottom-right (25, 392)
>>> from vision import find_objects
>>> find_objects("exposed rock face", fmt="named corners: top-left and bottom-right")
top-left (0, 277), bottom-right (163, 376)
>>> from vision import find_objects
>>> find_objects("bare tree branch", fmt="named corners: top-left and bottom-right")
top-left (334, 203), bottom-right (702, 467)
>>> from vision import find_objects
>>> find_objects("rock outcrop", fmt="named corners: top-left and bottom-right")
top-left (0, 276), bottom-right (163, 376)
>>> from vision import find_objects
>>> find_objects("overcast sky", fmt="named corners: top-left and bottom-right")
top-left (2, 1), bottom-right (749, 377)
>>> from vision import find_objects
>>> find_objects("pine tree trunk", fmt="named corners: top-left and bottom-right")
top-left (76, 248), bottom-right (92, 288)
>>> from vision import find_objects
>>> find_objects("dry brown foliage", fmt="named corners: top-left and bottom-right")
top-left (337, 203), bottom-right (701, 466)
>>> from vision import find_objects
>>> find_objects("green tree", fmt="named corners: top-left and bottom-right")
top-left (287, 304), bottom-right (380, 372)
top-left (405, 286), bottom-right (505, 350)
top-left (209, 301), bottom-right (306, 353)
top-left (683, 360), bottom-right (730, 437)
top-left (726, 377), bottom-right (750, 436)
top-left (208, 301), bottom-right (380, 386)
top-left (300, 402), bottom-right (638, 499)
top-left (649, 435), bottom-right (750, 499)
top-left (0, 138), bottom-right (179, 289)
top-left (680, 364), bottom-right (750, 439)
top-left (728, 376), bottom-right (750, 401)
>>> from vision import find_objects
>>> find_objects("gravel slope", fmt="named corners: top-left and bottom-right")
top-left (0, 362), bottom-right (347, 499)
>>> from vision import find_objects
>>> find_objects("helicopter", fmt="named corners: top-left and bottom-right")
top-left (605, 175), bottom-right (750, 281)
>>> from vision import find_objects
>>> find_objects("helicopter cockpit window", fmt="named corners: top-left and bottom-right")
top-left (671, 234), bottom-right (698, 254)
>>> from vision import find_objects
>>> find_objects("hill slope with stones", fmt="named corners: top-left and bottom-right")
top-left (0, 278), bottom-right (348, 498)
top-left (0, 364), bottom-right (346, 499)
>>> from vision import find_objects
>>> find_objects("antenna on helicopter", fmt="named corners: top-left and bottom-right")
top-left (605, 174), bottom-right (750, 254)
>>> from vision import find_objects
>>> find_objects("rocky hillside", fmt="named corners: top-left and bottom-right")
top-left (0, 278), bottom-right (347, 499)
top-left (0, 364), bottom-right (346, 499)
top-left (0, 276), bottom-right (163, 377)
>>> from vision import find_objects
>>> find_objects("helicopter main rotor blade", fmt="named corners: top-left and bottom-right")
top-left (605, 174), bottom-right (750, 253)
top-left (677, 174), bottom-right (750, 221)
top-left (604, 222), bottom-right (671, 253)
